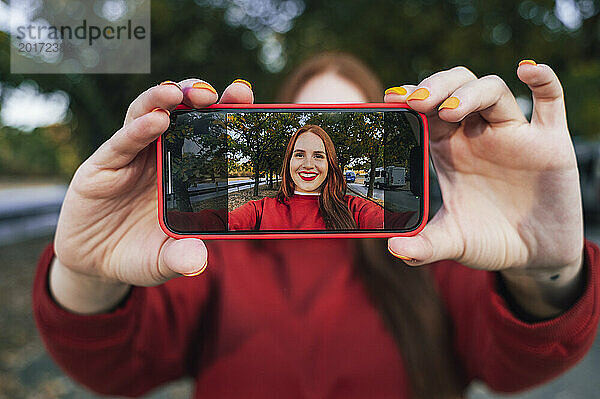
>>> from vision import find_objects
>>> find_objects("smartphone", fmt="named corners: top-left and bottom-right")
top-left (157, 103), bottom-right (429, 239)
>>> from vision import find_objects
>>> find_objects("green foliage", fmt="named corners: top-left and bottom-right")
top-left (227, 112), bottom-right (302, 194)
top-left (278, 0), bottom-right (600, 137)
top-left (0, 125), bottom-right (80, 178)
top-left (164, 111), bottom-right (228, 210)
top-left (1, 0), bottom-right (599, 180)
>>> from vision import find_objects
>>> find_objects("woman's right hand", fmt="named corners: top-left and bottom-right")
top-left (51, 79), bottom-right (254, 305)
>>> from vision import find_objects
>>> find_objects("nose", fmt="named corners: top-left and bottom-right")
top-left (303, 157), bottom-right (315, 168)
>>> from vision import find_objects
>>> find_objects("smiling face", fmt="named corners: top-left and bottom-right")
top-left (289, 131), bottom-right (329, 193)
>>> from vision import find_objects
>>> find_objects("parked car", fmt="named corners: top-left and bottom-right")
top-left (345, 171), bottom-right (356, 183)
top-left (364, 166), bottom-right (406, 189)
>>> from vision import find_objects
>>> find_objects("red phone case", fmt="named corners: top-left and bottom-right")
top-left (157, 103), bottom-right (429, 239)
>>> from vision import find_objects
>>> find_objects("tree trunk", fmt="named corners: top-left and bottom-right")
top-left (254, 162), bottom-right (259, 196)
top-left (169, 136), bottom-right (193, 212)
top-left (367, 158), bottom-right (376, 199)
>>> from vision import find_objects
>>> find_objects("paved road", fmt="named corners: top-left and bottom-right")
top-left (0, 184), bottom-right (67, 245)
top-left (186, 178), bottom-right (267, 206)
top-left (348, 183), bottom-right (420, 212)
top-left (347, 182), bottom-right (384, 200)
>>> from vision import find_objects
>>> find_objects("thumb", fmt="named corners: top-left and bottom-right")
top-left (387, 207), bottom-right (463, 266)
top-left (158, 238), bottom-right (208, 279)
top-left (516, 60), bottom-right (567, 130)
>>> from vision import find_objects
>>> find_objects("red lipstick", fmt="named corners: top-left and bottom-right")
top-left (299, 171), bottom-right (318, 181)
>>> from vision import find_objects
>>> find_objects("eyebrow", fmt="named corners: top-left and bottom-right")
top-left (293, 149), bottom-right (326, 154)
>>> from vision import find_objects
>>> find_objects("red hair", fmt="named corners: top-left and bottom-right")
top-left (277, 52), bottom-right (462, 398)
top-left (277, 124), bottom-right (356, 230)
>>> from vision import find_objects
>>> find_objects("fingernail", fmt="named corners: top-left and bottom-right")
top-left (182, 259), bottom-right (208, 277)
top-left (518, 59), bottom-right (537, 67)
top-left (192, 81), bottom-right (217, 94)
top-left (232, 79), bottom-right (252, 90)
top-left (406, 87), bottom-right (430, 101)
top-left (438, 97), bottom-right (460, 110)
top-left (151, 107), bottom-right (170, 116)
top-left (388, 246), bottom-right (416, 262)
top-left (159, 80), bottom-right (181, 90)
top-left (385, 86), bottom-right (408, 96)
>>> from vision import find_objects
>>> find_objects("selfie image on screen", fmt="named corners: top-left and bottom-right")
top-left (163, 108), bottom-right (423, 234)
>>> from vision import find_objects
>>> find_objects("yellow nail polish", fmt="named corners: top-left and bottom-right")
top-left (232, 79), bottom-right (252, 90)
top-left (518, 59), bottom-right (537, 67)
top-left (192, 81), bottom-right (217, 94)
top-left (159, 80), bottom-right (181, 89)
top-left (406, 87), bottom-right (430, 101)
top-left (385, 87), bottom-right (408, 96)
top-left (151, 107), bottom-right (170, 116)
top-left (438, 97), bottom-right (460, 111)
top-left (388, 246), bottom-right (415, 262)
top-left (182, 259), bottom-right (208, 277)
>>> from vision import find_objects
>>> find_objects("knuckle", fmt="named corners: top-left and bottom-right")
top-left (452, 65), bottom-right (476, 78)
top-left (124, 87), bottom-right (152, 121)
top-left (422, 66), bottom-right (477, 86)
top-left (152, 262), bottom-right (169, 283)
top-left (71, 160), bottom-right (93, 183)
top-left (481, 74), bottom-right (508, 90)
top-left (138, 86), bottom-right (156, 103)
top-left (134, 112), bottom-right (154, 131)
top-left (125, 102), bottom-right (136, 122)
top-left (136, 110), bottom-right (167, 134)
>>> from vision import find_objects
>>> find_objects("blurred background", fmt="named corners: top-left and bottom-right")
top-left (1, 0), bottom-right (599, 397)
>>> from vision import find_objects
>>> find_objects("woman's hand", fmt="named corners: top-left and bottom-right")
top-left (385, 62), bottom-right (583, 276)
top-left (51, 78), bottom-right (253, 312)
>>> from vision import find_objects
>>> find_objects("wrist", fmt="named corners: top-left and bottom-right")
top-left (501, 255), bottom-right (583, 284)
top-left (49, 256), bottom-right (132, 315)
top-left (499, 252), bottom-right (585, 319)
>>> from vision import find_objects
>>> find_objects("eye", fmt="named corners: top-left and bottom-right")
top-left (314, 154), bottom-right (325, 159)
top-left (294, 152), bottom-right (304, 158)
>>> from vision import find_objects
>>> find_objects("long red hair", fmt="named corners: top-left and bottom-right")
top-left (276, 124), bottom-right (357, 230)
top-left (276, 52), bottom-right (463, 398)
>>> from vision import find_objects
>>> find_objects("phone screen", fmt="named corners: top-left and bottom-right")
top-left (161, 106), bottom-right (426, 235)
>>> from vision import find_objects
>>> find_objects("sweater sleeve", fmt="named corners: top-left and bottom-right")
top-left (431, 240), bottom-right (600, 393)
top-left (167, 209), bottom-right (227, 231)
top-left (32, 243), bottom-right (218, 397)
top-left (346, 196), bottom-right (384, 229)
top-left (229, 200), bottom-right (260, 230)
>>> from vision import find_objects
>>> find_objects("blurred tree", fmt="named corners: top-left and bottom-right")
top-left (305, 112), bottom-right (357, 171)
top-left (165, 112), bottom-right (228, 211)
top-left (353, 113), bottom-right (385, 198)
top-left (1, 1), bottom-right (263, 169)
top-left (227, 112), bottom-right (275, 195)
top-left (1, 0), bottom-right (599, 181)
top-left (278, 0), bottom-right (600, 137)
top-left (261, 112), bottom-right (303, 188)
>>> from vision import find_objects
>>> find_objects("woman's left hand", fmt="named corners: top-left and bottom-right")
top-left (385, 62), bottom-right (583, 280)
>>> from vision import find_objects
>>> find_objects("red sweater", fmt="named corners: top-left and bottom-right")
top-left (229, 195), bottom-right (384, 230)
top-left (33, 240), bottom-right (599, 398)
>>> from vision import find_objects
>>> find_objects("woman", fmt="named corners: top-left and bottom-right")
top-left (34, 53), bottom-right (599, 399)
top-left (229, 123), bottom-right (384, 230)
